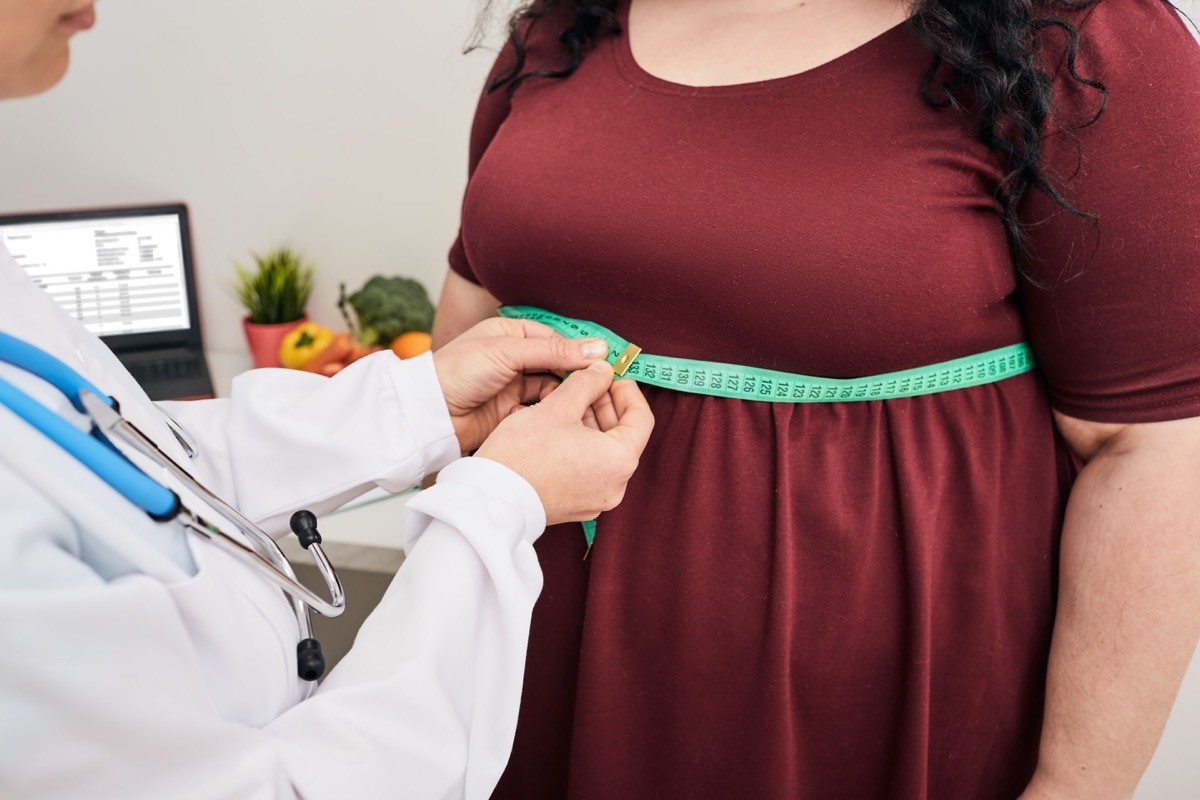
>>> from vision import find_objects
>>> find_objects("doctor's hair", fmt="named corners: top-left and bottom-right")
top-left (474, 0), bottom-right (1183, 269)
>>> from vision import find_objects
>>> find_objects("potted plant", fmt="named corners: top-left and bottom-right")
top-left (234, 245), bottom-right (314, 368)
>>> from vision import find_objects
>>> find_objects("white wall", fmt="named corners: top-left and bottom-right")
top-left (1182, 0), bottom-right (1200, 34)
top-left (0, 0), bottom-right (498, 353)
top-left (1143, 649), bottom-right (1200, 798)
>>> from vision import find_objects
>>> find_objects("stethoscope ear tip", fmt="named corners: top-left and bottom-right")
top-left (297, 638), bottom-right (325, 682)
top-left (290, 510), bottom-right (322, 548)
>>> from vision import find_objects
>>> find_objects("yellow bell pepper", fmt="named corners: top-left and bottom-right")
top-left (279, 322), bottom-right (336, 370)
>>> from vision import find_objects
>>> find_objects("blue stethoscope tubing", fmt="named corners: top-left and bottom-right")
top-left (0, 332), bottom-right (180, 518)
top-left (0, 330), bottom-right (345, 681)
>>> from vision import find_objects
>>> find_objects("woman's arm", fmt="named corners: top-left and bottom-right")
top-left (1021, 412), bottom-right (1200, 800)
top-left (432, 269), bottom-right (501, 348)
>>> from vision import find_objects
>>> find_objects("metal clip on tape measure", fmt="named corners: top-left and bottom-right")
top-left (499, 305), bottom-right (1036, 550)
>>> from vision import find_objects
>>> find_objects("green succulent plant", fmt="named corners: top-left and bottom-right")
top-left (233, 245), bottom-right (314, 325)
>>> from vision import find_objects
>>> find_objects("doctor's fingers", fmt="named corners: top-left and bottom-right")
top-left (482, 333), bottom-right (609, 377)
top-left (539, 367), bottom-right (654, 433)
top-left (589, 386), bottom-right (619, 431)
top-left (604, 378), bottom-right (655, 452)
top-left (524, 374), bottom-right (602, 430)
top-left (535, 361), bottom-right (617, 421)
top-left (559, 371), bottom-right (653, 518)
top-left (454, 316), bottom-right (610, 370)
top-left (520, 373), bottom-right (561, 405)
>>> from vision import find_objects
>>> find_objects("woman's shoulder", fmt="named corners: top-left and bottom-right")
top-left (480, 6), bottom-right (583, 88)
top-left (1035, 0), bottom-right (1198, 125)
top-left (1041, 0), bottom-right (1197, 69)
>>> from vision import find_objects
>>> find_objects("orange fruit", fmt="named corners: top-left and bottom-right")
top-left (389, 330), bottom-right (433, 359)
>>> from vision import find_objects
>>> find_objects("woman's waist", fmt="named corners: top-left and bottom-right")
top-left (501, 305), bottom-right (1035, 404)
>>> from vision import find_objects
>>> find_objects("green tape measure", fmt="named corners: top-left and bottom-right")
top-left (500, 305), bottom-right (1036, 549)
top-left (501, 305), bottom-right (1035, 403)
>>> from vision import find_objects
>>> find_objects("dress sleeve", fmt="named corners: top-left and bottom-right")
top-left (447, 46), bottom-right (518, 284)
top-left (448, 14), bottom-right (576, 283)
top-left (1018, 0), bottom-right (1200, 423)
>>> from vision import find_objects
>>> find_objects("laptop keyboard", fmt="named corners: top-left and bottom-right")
top-left (126, 356), bottom-right (205, 384)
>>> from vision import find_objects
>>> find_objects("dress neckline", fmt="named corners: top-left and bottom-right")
top-left (612, 0), bottom-right (911, 97)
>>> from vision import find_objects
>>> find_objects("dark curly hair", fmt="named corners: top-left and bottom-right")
top-left (476, 0), bottom-right (1142, 267)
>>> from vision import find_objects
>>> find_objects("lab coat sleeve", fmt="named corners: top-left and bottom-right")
top-left (0, 452), bottom-right (546, 800)
top-left (266, 457), bottom-right (546, 799)
top-left (159, 350), bottom-right (461, 535)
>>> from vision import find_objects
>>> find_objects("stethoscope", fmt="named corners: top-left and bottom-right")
top-left (0, 331), bottom-right (345, 681)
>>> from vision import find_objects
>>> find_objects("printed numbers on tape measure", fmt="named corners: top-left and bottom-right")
top-left (504, 307), bottom-right (1034, 404)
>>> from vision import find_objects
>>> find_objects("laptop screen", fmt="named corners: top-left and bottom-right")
top-left (0, 204), bottom-right (201, 351)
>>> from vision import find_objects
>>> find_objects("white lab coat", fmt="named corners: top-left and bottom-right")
top-left (0, 250), bottom-right (547, 800)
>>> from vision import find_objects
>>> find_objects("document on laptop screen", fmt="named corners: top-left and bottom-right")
top-left (0, 213), bottom-right (191, 337)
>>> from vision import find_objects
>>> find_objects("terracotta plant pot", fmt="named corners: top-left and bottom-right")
top-left (243, 315), bottom-right (307, 369)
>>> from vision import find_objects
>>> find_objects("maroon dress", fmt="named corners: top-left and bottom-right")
top-left (449, 1), bottom-right (1200, 796)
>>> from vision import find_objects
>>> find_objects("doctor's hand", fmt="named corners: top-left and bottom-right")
top-left (432, 317), bottom-right (609, 454)
top-left (475, 360), bottom-right (654, 525)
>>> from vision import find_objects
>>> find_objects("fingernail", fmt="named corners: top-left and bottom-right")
top-left (587, 360), bottom-right (612, 373)
top-left (580, 338), bottom-right (608, 358)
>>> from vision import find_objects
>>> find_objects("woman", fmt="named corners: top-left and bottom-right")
top-left (0, 2), bottom-right (655, 798)
top-left (433, 0), bottom-right (1200, 797)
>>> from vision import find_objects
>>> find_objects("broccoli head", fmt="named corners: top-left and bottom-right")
top-left (338, 275), bottom-right (434, 347)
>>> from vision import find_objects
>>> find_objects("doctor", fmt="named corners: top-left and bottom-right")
top-left (0, 3), bottom-right (654, 799)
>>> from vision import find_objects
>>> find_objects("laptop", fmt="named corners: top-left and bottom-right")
top-left (0, 203), bottom-right (216, 401)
